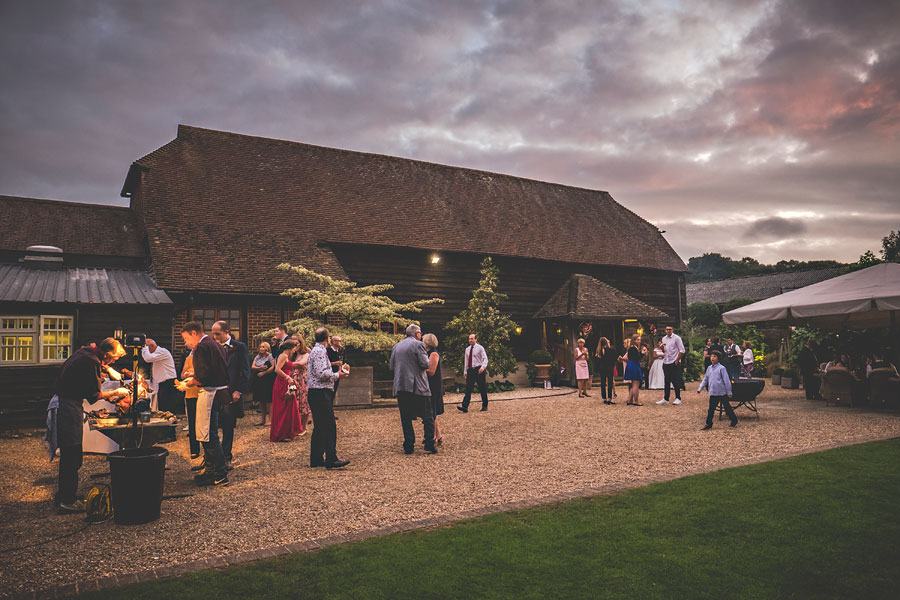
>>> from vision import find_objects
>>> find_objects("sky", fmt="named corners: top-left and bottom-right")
top-left (1, 0), bottom-right (898, 265)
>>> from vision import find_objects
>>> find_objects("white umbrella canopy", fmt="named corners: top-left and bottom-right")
top-left (722, 263), bottom-right (900, 328)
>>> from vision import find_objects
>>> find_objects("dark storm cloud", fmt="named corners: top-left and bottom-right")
top-left (1, 0), bottom-right (898, 262)
top-left (743, 217), bottom-right (806, 240)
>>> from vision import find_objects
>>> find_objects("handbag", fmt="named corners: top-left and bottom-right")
top-left (283, 383), bottom-right (298, 403)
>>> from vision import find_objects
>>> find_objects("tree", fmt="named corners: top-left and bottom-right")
top-left (264, 264), bottom-right (444, 351)
top-left (722, 297), bottom-right (756, 313)
top-left (444, 257), bottom-right (520, 377)
top-left (686, 301), bottom-right (721, 328)
top-left (848, 249), bottom-right (881, 272)
top-left (881, 230), bottom-right (900, 262)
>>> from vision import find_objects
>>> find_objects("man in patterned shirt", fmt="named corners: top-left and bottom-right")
top-left (306, 327), bottom-right (350, 469)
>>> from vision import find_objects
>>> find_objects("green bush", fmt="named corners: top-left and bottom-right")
top-left (687, 301), bottom-right (721, 328)
top-left (685, 349), bottom-right (705, 381)
top-left (723, 297), bottom-right (756, 313)
top-left (525, 349), bottom-right (554, 382)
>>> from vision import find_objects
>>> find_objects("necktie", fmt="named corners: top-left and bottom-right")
top-left (467, 347), bottom-right (473, 370)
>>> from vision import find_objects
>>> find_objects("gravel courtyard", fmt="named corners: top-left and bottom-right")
top-left (2, 382), bottom-right (899, 596)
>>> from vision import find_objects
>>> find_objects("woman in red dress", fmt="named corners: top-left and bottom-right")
top-left (290, 335), bottom-right (312, 435)
top-left (270, 339), bottom-right (302, 442)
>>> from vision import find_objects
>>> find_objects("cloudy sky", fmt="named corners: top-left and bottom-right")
top-left (2, 0), bottom-right (898, 264)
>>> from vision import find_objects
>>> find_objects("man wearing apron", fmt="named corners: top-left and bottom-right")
top-left (55, 338), bottom-right (130, 513)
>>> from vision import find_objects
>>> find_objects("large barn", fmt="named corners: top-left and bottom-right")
top-left (1, 124), bottom-right (686, 426)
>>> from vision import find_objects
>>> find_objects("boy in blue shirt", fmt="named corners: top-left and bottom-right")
top-left (697, 350), bottom-right (738, 429)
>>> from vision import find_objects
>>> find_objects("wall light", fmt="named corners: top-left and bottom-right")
top-left (114, 328), bottom-right (124, 340)
top-left (430, 255), bottom-right (441, 264)
top-left (515, 326), bottom-right (523, 335)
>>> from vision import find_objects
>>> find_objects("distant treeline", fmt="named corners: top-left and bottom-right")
top-left (685, 254), bottom-right (845, 283)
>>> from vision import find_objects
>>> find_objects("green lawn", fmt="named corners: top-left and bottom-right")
top-left (78, 439), bottom-right (900, 599)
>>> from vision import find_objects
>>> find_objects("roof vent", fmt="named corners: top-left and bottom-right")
top-left (23, 245), bottom-right (64, 268)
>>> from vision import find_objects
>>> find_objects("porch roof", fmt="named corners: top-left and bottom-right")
top-left (533, 274), bottom-right (668, 321)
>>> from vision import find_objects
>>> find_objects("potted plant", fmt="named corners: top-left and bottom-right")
top-left (772, 367), bottom-right (784, 386)
top-left (781, 369), bottom-right (799, 389)
top-left (526, 349), bottom-right (554, 386)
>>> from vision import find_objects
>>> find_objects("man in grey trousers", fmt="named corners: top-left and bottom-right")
top-left (389, 324), bottom-right (436, 455)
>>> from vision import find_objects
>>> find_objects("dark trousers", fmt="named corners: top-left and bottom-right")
top-left (599, 368), bottom-right (615, 399)
top-left (802, 372), bottom-right (820, 400)
top-left (663, 363), bottom-right (683, 400)
top-left (462, 368), bottom-right (488, 409)
top-left (219, 412), bottom-right (236, 461)
top-left (201, 404), bottom-right (227, 477)
top-left (156, 378), bottom-right (179, 413)
top-left (706, 394), bottom-right (737, 425)
top-left (308, 388), bottom-right (338, 465)
top-left (57, 444), bottom-right (83, 505)
top-left (397, 391), bottom-right (435, 450)
top-left (185, 396), bottom-right (200, 457)
top-left (725, 358), bottom-right (740, 380)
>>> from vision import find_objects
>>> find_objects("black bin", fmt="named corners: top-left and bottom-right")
top-left (107, 446), bottom-right (169, 525)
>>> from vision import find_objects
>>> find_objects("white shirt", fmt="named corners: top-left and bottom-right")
top-left (141, 345), bottom-right (177, 392)
top-left (464, 343), bottom-right (489, 372)
top-left (661, 333), bottom-right (685, 364)
top-left (742, 348), bottom-right (754, 365)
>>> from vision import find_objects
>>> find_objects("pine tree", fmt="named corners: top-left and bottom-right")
top-left (263, 264), bottom-right (443, 351)
top-left (444, 257), bottom-right (519, 377)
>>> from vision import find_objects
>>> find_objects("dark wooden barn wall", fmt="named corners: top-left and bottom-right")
top-left (0, 303), bottom-right (173, 429)
top-left (328, 244), bottom-right (685, 352)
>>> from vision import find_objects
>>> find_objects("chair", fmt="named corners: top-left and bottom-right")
top-left (822, 368), bottom-right (855, 407)
top-left (869, 368), bottom-right (900, 408)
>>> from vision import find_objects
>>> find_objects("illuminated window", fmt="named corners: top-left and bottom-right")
top-left (1, 315), bottom-right (73, 365)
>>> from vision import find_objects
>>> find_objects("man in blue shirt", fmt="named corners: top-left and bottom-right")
top-left (697, 350), bottom-right (738, 429)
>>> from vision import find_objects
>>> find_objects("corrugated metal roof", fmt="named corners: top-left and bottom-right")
top-left (0, 264), bottom-right (172, 304)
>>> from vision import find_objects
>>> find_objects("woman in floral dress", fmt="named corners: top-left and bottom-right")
top-left (290, 335), bottom-right (312, 435)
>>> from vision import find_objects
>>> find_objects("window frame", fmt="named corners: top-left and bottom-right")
top-left (0, 314), bottom-right (73, 366)
top-left (190, 308), bottom-right (242, 340)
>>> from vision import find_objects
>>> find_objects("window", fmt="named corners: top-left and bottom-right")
top-left (1, 315), bottom-right (72, 365)
top-left (191, 308), bottom-right (241, 340)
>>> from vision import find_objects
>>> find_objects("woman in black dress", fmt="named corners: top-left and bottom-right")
top-left (423, 333), bottom-right (444, 445)
top-left (594, 337), bottom-right (616, 404)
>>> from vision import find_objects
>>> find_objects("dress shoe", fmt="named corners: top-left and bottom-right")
top-left (480, 406), bottom-right (488, 412)
top-left (457, 406), bottom-right (468, 413)
top-left (325, 459), bottom-right (350, 469)
top-left (403, 447), bottom-right (415, 455)
top-left (310, 461), bottom-right (326, 468)
top-left (730, 420), bottom-right (738, 428)
top-left (701, 424), bottom-right (712, 430)
top-left (424, 445), bottom-right (438, 454)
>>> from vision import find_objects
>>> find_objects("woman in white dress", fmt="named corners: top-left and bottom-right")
top-left (648, 341), bottom-right (666, 389)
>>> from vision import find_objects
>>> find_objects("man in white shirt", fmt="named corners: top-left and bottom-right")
top-left (141, 337), bottom-right (177, 412)
top-left (656, 325), bottom-right (686, 405)
top-left (458, 333), bottom-right (489, 413)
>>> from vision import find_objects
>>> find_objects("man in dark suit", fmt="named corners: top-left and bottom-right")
top-left (211, 320), bottom-right (250, 470)
top-left (181, 321), bottom-right (229, 487)
top-left (327, 334), bottom-right (344, 394)
top-left (271, 324), bottom-right (289, 360)
top-left (798, 339), bottom-right (820, 400)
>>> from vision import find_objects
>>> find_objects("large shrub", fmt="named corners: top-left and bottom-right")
top-left (687, 302), bottom-right (721, 328)
top-left (722, 297), bottom-right (756, 313)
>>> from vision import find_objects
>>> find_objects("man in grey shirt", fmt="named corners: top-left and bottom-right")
top-left (390, 324), bottom-right (437, 454)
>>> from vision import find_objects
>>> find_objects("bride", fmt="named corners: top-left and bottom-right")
top-left (648, 341), bottom-right (665, 389)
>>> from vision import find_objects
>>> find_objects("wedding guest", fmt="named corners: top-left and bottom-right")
top-left (656, 325), bottom-right (686, 405)
top-left (639, 342), bottom-right (651, 389)
top-left (424, 333), bottom-right (444, 445)
top-left (211, 321), bottom-right (250, 471)
top-left (270, 340), bottom-right (301, 442)
top-left (251, 342), bottom-right (276, 426)
top-left (271, 325), bottom-right (290, 360)
top-left (307, 328), bottom-right (349, 468)
top-left (648, 341), bottom-right (665, 390)
top-left (290, 334), bottom-right (312, 435)
top-left (740, 341), bottom-right (755, 378)
top-left (703, 338), bottom-right (713, 370)
top-left (595, 337), bottom-right (616, 404)
top-left (327, 334), bottom-right (345, 395)
top-left (574, 338), bottom-right (591, 397)
top-left (723, 337), bottom-right (741, 379)
top-left (390, 325), bottom-right (436, 454)
top-left (620, 334), bottom-right (644, 406)
top-left (797, 339), bottom-right (821, 399)
top-left (698, 350), bottom-right (737, 429)
top-left (458, 333), bottom-right (489, 413)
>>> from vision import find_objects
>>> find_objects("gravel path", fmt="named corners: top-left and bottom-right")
top-left (2, 382), bottom-right (899, 596)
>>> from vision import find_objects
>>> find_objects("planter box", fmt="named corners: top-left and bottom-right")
top-left (533, 364), bottom-right (551, 386)
top-left (334, 366), bottom-right (373, 406)
top-left (781, 376), bottom-right (799, 389)
top-left (771, 374), bottom-right (782, 385)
